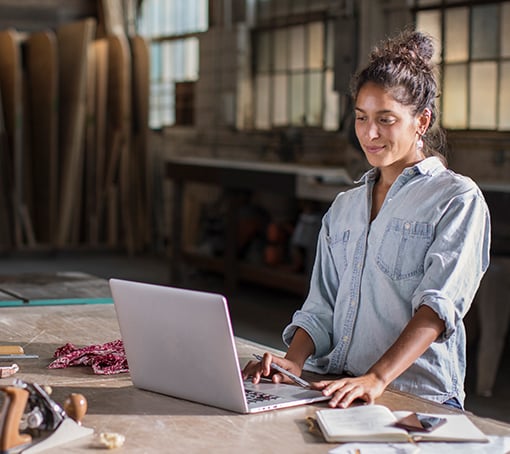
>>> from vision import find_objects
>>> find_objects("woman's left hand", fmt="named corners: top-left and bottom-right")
top-left (312, 372), bottom-right (386, 408)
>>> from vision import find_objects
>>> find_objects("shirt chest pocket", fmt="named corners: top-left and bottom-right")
top-left (376, 218), bottom-right (433, 280)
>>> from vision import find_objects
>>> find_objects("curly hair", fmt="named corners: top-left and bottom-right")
top-left (351, 29), bottom-right (447, 164)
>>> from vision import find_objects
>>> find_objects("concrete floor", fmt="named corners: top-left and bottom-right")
top-left (0, 251), bottom-right (508, 423)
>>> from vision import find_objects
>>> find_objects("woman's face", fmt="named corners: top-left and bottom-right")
top-left (354, 82), bottom-right (428, 174)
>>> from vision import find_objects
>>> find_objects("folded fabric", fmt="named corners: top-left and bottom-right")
top-left (48, 339), bottom-right (129, 375)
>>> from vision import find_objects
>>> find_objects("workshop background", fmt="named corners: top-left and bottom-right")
top-left (0, 0), bottom-right (508, 422)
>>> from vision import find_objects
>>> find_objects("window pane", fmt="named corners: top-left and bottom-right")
top-left (184, 38), bottom-right (199, 80)
top-left (257, 31), bottom-right (271, 72)
top-left (150, 42), bottom-right (162, 81)
top-left (274, 29), bottom-right (287, 72)
top-left (308, 22), bottom-right (324, 70)
top-left (196, 0), bottom-right (208, 31)
top-left (442, 64), bottom-right (467, 129)
top-left (162, 41), bottom-right (173, 81)
top-left (290, 73), bottom-right (305, 125)
top-left (307, 72), bottom-right (322, 126)
top-left (139, 0), bottom-right (208, 36)
top-left (323, 69), bottom-right (338, 131)
top-left (416, 10), bottom-right (442, 63)
top-left (501, 3), bottom-right (510, 57)
top-left (499, 62), bottom-right (510, 130)
top-left (170, 41), bottom-right (184, 80)
top-left (255, 75), bottom-right (270, 129)
top-left (471, 4), bottom-right (499, 60)
top-left (444, 8), bottom-right (468, 62)
top-left (470, 62), bottom-right (497, 129)
top-left (289, 25), bottom-right (305, 71)
top-left (273, 74), bottom-right (288, 126)
top-left (151, 82), bottom-right (174, 127)
top-left (158, 0), bottom-right (168, 35)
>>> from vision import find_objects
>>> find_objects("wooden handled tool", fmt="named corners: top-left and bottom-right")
top-left (0, 346), bottom-right (24, 355)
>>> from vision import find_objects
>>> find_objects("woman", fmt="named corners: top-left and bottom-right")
top-left (242, 30), bottom-right (490, 410)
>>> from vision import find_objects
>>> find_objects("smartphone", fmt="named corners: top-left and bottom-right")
top-left (394, 413), bottom-right (447, 432)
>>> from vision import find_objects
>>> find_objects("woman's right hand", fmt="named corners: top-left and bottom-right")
top-left (241, 352), bottom-right (303, 385)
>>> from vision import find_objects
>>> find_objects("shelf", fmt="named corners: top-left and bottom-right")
top-left (166, 158), bottom-right (339, 296)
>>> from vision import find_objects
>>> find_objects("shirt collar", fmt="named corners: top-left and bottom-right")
top-left (355, 157), bottom-right (445, 184)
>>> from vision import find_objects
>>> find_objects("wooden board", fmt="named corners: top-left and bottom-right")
top-left (83, 41), bottom-right (97, 244)
top-left (0, 82), bottom-right (13, 249)
top-left (91, 38), bottom-right (109, 244)
top-left (0, 29), bottom-right (24, 247)
top-left (55, 18), bottom-right (97, 247)
top-left (130, 34), bottom-right (151, 248)
top-left (98, 0), bottom-right (126, 37)
top-left (106, 33), bottom-right (134, 252)
top-left (25, 30), bottom-right (59, 245)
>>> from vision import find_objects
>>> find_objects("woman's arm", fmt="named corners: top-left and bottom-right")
top-left (242, 328), bottom-right (315, 384)
top-left (313, 305), bottom-right (445, 407)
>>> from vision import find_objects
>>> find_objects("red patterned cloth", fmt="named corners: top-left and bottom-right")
top-left (48, 339), bottom-right (129, 375)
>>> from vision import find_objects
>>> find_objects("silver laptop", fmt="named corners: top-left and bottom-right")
top-left (109, 278), bottom-right (330, 413)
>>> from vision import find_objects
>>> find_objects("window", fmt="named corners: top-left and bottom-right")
top-left (414, 0), bottom-right (510, 131)
top-left (253, 0), bottom-right (339, 130)
top-left (137, 0), bottom-right (208, 128)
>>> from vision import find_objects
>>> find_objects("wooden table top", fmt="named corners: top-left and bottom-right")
top-left (1, 304), bottom-right (508, 453)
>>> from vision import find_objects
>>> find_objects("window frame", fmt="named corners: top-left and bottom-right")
top-left (251, 7), bottom-right (338, 131)
top-left (136, 0), bottom-right (209, 129)
top-left (413, 0), bottom-right (510, 133)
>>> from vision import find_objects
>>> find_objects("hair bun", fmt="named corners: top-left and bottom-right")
top-left (372, 30), bottom-right (435, 70)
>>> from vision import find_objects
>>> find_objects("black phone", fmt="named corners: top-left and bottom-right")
top-left (394, 413), bottom-right (447, 432)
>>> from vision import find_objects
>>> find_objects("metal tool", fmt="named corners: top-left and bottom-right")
top-left (0, 380), bottom-right (93, 453)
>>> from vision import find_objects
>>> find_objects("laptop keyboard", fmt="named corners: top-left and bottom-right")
top-left (245, 389), bottom-right (280, 404)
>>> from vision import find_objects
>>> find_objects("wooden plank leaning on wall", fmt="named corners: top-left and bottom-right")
top-left (55, 18), bottom-right (97, 248)
top-left (25, 30), bottom-right (59, 246)
top-left (0, 29), bottom-right (34, 248)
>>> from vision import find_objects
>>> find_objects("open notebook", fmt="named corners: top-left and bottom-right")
top-left (109, 279), bottom-right (330, 413)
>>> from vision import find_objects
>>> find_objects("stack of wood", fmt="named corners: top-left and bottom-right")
top-left (0, 1), bottom-right (151, 254)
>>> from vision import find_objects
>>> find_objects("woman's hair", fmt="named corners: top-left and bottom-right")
top-left (350, 29), bottom-right (447, 165)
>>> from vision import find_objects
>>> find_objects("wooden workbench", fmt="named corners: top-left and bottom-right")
top-left (166, 156), bottom-right (352, 295)
top-left (0, 304), bottom-right (509, 453)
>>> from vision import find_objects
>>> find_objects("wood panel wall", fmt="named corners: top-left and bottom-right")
top-left (0, 0), bottom-right (151, 254)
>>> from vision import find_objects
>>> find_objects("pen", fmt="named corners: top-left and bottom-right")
top-left (252, 354), bottom-right (311, 388)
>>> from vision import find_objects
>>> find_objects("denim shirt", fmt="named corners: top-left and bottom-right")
top-left (283, 157), bottom-right (491, 405)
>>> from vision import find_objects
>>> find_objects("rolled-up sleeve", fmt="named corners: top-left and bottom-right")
top-left (282, 210), bottom-right (339, 356)
top-left (412, 188), bottom-right (491, 342)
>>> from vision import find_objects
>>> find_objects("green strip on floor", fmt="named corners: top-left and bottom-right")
top-left (0, 298), bottom-right (113, 307)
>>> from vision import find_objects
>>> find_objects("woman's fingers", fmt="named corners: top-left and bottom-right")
top-left (312, 378), bottom-right (379, 408)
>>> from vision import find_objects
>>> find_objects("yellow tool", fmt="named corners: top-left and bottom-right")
top-left (0, 346), bottom-right (24, 355)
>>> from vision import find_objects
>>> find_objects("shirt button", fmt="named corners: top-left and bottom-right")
top-left (343, 336), bottom-right (349, 342)
top-left (404, 222), bottom-right (411, 229)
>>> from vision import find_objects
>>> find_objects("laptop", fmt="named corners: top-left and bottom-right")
top-left (109, 278), bottom-right (330, 413)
